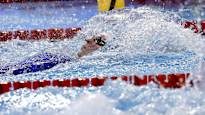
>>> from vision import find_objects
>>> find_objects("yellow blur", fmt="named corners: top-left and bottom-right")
top-left (97, 0), bottom-right (125, 12)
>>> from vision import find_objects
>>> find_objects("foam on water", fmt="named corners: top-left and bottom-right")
top-left (1, 6), bottom-right (205, 114)
top-left (79, 7), bottom-right (204, 55)
top-left (1, 80), bottom-right (205, 115)
top-left (0, 7), bottom-right (204, 80)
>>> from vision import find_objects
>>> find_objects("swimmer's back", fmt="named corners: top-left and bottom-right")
top-left (0, 52), bottom-right (73, 75)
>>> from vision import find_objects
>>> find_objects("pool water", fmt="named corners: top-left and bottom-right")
top-left (0, 1), bottom-right (98, 31)
top-left (1, 1), bottom-right (205, 115)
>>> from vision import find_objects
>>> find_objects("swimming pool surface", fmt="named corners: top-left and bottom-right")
top-left (1, 1), bottom-right (205, 115)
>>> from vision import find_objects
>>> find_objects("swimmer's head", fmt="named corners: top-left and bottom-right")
top-left (77, 35), bottom-right (107, 57)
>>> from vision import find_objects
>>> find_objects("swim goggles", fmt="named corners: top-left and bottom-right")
top-left (94, 36), bottom-right (106, 46)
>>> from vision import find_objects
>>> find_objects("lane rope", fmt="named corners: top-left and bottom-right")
top-left (0, 27), bottom-right (81, 42)
top-left (0, 73), bottom-right (191, 95)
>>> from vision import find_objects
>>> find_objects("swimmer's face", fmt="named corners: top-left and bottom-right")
top-left (77, 35), bottom-right (106, 57)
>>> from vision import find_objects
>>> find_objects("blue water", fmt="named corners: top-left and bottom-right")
top-left (0, 1), bottom-right (98, 31)
top-left (1, 1), bottom-right (205, 115)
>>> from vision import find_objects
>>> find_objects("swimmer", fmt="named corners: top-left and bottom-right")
top-left (77, 35), bottom-right (107, 57)
top-left (0, 35), bottom-right (107, 75)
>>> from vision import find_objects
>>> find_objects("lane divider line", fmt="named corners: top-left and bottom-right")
top-left (0, 73), bottom-right (191, 95)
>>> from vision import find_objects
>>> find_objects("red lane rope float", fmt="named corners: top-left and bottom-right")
top-left (0, 31), bottom-right (13, 41)
top-left (0, 27), bottom-right (81, 42)
top-left (181, 20), bottom-right (205, 35)
top-left (0, 73), bottom-right (191, 95)
top-left (181, 20), bottom-right (199, 33)
top-left (201, 20), bottom-right (205, 35)
top-left (180, 20), bottom-right (205, 35)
